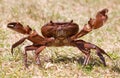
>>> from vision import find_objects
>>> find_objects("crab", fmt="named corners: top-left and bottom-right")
top-left (7, 8), bottom-right (112, 68)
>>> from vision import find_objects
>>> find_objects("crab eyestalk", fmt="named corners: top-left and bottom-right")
top-left (7, 22), bottom-right (32, 34)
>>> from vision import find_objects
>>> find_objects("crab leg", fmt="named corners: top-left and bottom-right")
top-left (74, 40), bottom-right (112, 66)
top-left (24, 45), bottom-right (43, 68)
top-left (23, 45), bottom-right (38, 68)
top-left (82, 49), bottom-right (91, 66)
top-left (11, 37), bottom-right (28, 55)
top-left (73, 40), bottom-right (91, 66)
top-left (34, 46), bottom-right (46, 66)
top-left (23, 45), bottom-right (46, 68)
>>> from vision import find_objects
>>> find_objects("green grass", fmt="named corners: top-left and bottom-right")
top-left (0, 0), bottom-right (120, 78)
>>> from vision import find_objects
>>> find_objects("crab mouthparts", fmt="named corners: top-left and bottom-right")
top-left (56, 30), bottom-right (66, 39)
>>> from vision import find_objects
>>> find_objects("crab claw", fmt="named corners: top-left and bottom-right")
top-left (7, 22), bottom-right (26, 34)
top-left (70, 8), bottom-right (109, 40)
top-left (89, 8), bottom-right (108, 29)
top-left (7, 22), bottom-right (32, 34)
top-left (99, 8), bottom-right (108, 15)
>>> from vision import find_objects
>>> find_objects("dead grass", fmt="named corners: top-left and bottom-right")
top-left (0, 0), bottom-right (120, 78)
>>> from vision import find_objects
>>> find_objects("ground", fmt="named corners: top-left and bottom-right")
top-left (0, 0), bottom-right (120, 78)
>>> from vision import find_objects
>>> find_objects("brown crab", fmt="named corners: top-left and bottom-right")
top-left (7, 8), bottom-right (112, 68)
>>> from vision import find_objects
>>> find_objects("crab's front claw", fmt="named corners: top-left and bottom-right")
top-left (89, 8), bottom-right (108, 29)
top-left (7, 22), bottom-right (32, 34)
top-left (71, 8), bottom-right (108, 39)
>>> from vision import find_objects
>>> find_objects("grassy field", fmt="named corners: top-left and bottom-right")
top-left (0, 0), bottom-right (120, 78)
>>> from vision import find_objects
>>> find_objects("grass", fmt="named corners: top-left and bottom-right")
top-left (0, 0), bottom-right (120, 78)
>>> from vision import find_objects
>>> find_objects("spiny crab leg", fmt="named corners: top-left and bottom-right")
top-left (73, 40), bottom-right (112, 66)
top-left (71, 8), bottom-right (108, 39)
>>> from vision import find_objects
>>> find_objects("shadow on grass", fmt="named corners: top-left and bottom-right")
top-left (51, 55), bottom-right (83, 63)
top-left (51, 55), bottom-right (103, 65)
top-left (49, 55), bottom-right (120, 73)
top-left (50, 55), bottom-right (106, 71)
top-left (25, 55), bottom-right (120, 74)
top-left (111, 65), bottom-right (120, 73)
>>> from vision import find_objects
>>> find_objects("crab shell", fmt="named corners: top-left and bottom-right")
top-left (41, 20), bottom-right (79, 39)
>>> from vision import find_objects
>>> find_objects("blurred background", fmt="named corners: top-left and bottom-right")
top-left (0, 0), bottom-right (120, 78)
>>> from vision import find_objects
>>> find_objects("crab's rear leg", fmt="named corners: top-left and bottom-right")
top-left (73, 40), bottom-right (91, 66)
top-left (24, 45), bottom-right (39, 68)
top-left (34, 46), bottom-right (46, 66)
top-left (83, 49), bottom-right (91, 66)
top-left (24, 45), bottom-right (45, 67)
top-left (83, 42), bottom-right (107, 66)
top-left (24, 45), bottom-right (45, 68)
top-left (74, 40), bottom-right (112, 66)
top-left (24, 45), bottom-right (46, 68)
top-left (84, 42), bottom-right (113, 66)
